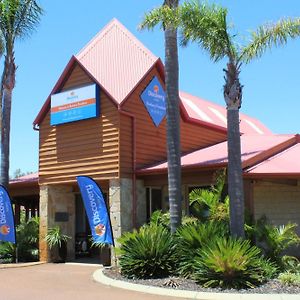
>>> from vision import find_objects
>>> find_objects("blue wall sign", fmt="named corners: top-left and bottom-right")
top-left (0, 186), bottom-right (16, 244)
top-left (50, 84), bottom-right (100, 126)
top-left (140, 76), bottom-right (166, 127)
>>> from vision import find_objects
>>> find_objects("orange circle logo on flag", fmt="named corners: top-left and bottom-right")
top-left (95, 224), bottom-right (105, 236)
top-left (0, 225), bottom-right (10, 235)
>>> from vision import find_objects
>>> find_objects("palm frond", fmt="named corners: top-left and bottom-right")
top-left (0, 0), bottom-right (43, 45)
top-left (139, 5), bottom-right (180, 31)
top-left (242, 18), bottom-right (300, 63)
top-left (179, 0), bottom-right (236, 62)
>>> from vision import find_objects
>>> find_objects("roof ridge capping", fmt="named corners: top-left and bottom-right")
top-left (76, 18), bottom-right (158, 62)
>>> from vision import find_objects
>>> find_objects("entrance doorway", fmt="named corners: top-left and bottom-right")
top-left (75, 193), bottom-right (111, 265)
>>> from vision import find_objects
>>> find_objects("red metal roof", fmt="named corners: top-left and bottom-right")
top-left (33, 19), bottom-right (272, 136)
top-left (76, 18), bottom-right (159, 105)
top-left (180, 92), bottom-right (272, 135)
top-left (245, 137), bottom-right (300, 176)
top-left (139, 134), bottom-right (295, 173)
top-left (10, 172), bottom-right (38, 184)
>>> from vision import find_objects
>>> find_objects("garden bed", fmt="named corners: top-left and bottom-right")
top-left (103, 267), bottom-right (300, 295)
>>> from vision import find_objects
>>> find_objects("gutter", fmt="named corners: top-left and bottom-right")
top-left (118, 108), bottom-right (137, 228)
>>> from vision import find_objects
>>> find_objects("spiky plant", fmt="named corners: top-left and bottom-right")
top-left (194, 237), bottom-right (267, 289)
top-left (176, 221), bottom-right (229, 278)
top-left (44, 226), bottom-right (70, 250)
top-left (118, 224), bottom-right (177, 279)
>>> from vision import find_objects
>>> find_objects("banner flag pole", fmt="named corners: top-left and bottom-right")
top-left (0, 185), bottom-right (17, 262)
top-left (76, 176), bottom-right (115, 252)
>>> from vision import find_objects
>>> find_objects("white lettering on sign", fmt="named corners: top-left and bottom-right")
top-left (86, 184), bottom-right (101, 225)
top-left (0, 195), bottom-right (6, 225)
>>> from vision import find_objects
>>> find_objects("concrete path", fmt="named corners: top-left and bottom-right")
top-left (0, 263), bottom-right (178, 300)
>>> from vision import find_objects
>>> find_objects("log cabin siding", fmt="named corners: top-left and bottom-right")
top-left (120, 67), bottom-right (227, 174)
top-left (39, 64), bottom-right (120, 185)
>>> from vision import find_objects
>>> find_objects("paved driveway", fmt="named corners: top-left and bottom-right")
top-left (0, 263), bottom-right (179, 300)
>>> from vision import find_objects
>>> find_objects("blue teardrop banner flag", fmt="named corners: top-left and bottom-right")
top-left (76, 176), bottom-right (114, 246)
top-left (0, 185), bottom-right (16, 244)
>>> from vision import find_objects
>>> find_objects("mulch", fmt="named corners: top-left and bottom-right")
top-left (103, 267), bottom-right (300, 294)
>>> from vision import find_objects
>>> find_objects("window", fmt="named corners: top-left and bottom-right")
top-left (146, 187), bottom-right (162, 221)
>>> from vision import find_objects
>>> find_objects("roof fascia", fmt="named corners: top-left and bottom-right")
top-left (120, 58), bottom-right (163, 108)
top-left (33, 56), bottom-right (118, 127)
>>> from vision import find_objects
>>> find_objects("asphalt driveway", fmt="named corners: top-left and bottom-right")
top-left (0, 263), bottom-right (178, 300)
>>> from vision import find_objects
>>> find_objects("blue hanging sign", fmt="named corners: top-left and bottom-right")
top-left (76, 176), bottom-right (114, 246)
top-left (0, 186), bottom-right (16, 244)
top-left (140, 76), bottom-right (166, 127)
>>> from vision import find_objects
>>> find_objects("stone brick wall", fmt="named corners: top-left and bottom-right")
top-left (109, 178), bottom-right (133, 245)
top-left (253, 181), bottom-right (300, 235)
top-left (39, 185), bottom-right (75, 262)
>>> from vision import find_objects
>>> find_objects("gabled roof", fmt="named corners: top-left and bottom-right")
top-left (138, 134), bottom-right (297, 174)
top-left (33, 18), bottom-right (271, 136)
top-left (34, 19), bottom-right (161, 126)
top-left (77, 18), bottom-right (159, 104)
top-left (180, 92), bottom-right (272, 135)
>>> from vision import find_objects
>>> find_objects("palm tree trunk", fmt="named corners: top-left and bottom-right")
top-left (224, 61), bottom-right (245, 238)
top-left (164, 0), bottom-right (182, 233)
top-left (0, 53), bottom-right (16, 188)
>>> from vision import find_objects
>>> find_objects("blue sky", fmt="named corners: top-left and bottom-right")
top-left (10, 0), bottom-right (300, 174)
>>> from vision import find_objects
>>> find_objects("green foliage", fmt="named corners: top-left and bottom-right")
top-left (278, 272), bottom-right (300, 286)
top-left (0, 241), bottom-right (14, 262)
top-left (253, 218), bottom-right (300, 264)
top-left (189, 170), bottom-right (229, 224)
top-left (281, 255), bottom-right (300, 274)
top-left (176, 221), bottom-right (229, 278)
top-left (242, 18), bottom-right (300, 63)
top-left (0, 217), bottom-right (39, 262)
top-left (44, 226), bottom-right (71, 250)
top-left (118, 224), bottom-right (176, 279)
top-left (194, 237), bottom-right (267, 289)
top-left (149, 210), bottom-right (170, 228)
top-left (16, 216), bottom-right (39, 261)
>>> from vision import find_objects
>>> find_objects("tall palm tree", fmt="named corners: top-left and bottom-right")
top-left (0, 0), bottom-right (42, 187)
top-left (179, 2), bottom-right (300, 238)
top-left (141, 0), bottom-right (182, 233)
top-left (141, 0), bottom-right (300, 237)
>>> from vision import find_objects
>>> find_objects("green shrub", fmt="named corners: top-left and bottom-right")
top-left (189, 169), bottom-right (229, 224)
top-left (118, 224), bottom-right (176, 279)
top-left (257, 257), bottom-right (278, 279)
top-left (176, 221), bottom-right (229, 278)
top-left (149, 210), bottom-right (170, 228)
top-left (0, 217), bottom-right (39, 262)
top-left (0, 241), bottom-right (14, 262)
top-left (281, 255), bottom-right (300, 274)
top-left (278, 272), bottom-right (300, 286)
top-left (254, 219), bottom-right (300, 265)
top-left (194, 237), bottom-right (267, 289)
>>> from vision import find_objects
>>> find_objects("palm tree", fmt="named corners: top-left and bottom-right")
top-left (180, 2), bottom-right (300, 238)
top-left (141, 0), bottom-right (182, 233)
top-left (141, 0), bottom-right (300, 238)
top-left (0, 0), bottom-right (43, 188)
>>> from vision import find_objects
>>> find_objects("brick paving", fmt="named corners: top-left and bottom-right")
top-left (0, 263), bottom-right (178, 300)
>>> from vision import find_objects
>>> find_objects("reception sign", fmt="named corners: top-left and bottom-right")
top-left (51, 84), bottom-right (99, 126)
top-left (76, 176), bottom-right (114, 246)
top-left (0, 186), bottom-right (16, 244)
top-left (140, 76), bottom-right (166, 127)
